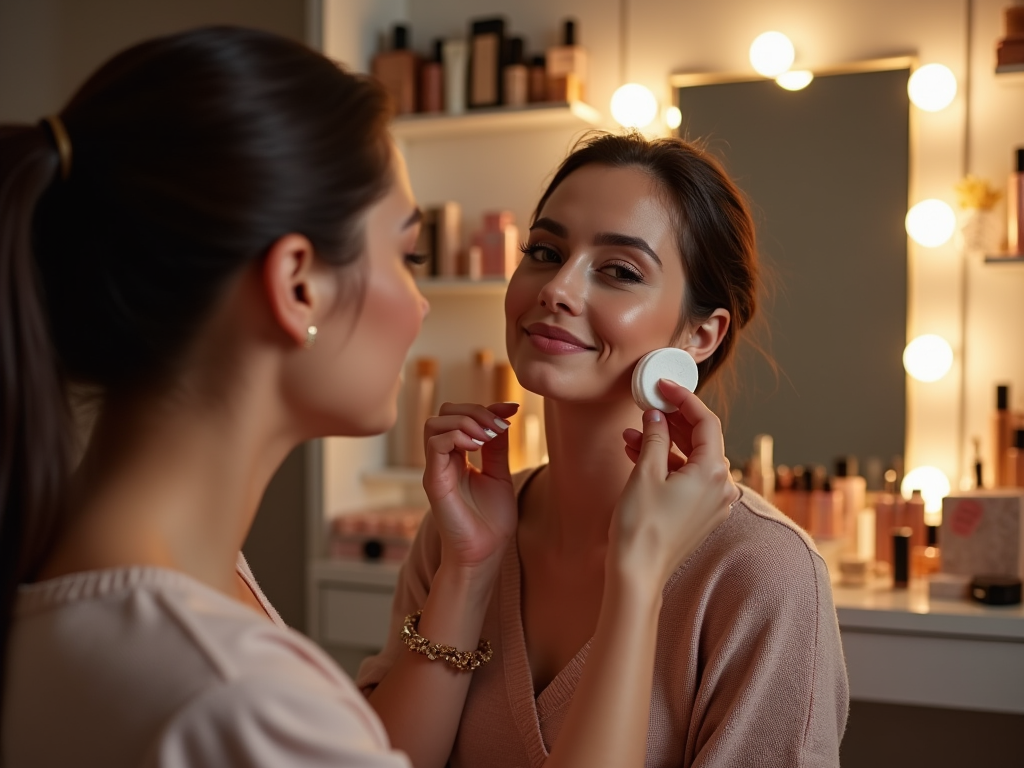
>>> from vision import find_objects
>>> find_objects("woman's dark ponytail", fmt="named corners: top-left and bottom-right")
top-left (0, 124), bottom-right (74, 706)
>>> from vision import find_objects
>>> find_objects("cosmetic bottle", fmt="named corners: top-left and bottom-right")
top-left (901, 488), bottom-right (926, 549)
top-left (994, 384), bottom-right (1013, 486)
top-left (811, 478), bottom-right (843, 540)
top-left (494, 362), bottom-right (524, 472)
top-left (546, 19), bottom-right (587, 102)
top-left (913, 524), bottom-right (942, 578)
top-left (469, 18), bottom-right (506, 108)
top-left (419, 39), bottom-right (444, 113)
top-left (833, 456), bottom-right (867, 553)
top-left (433, 202), bottom-right (462, 277)
top-left (1009, 148), bottom-right (1023, 255)
top-left (774, 465), bottom-right (794, 519)
top-left (873, 469), bottom-right (899, 575)
top-left (1012, 429), bottom-right (1024, 487)
top-left (371, 25), bottom-right (418, 115)
top-left (463, 244), bottom-right (482, 280)
top-left (503, 37), bottom-right (528, 107)
top-left (749, 434), bottom-right (775, 504)
top-left (528, 55), bottom-right (548, 102)
top-left (467, 349), bottom-right (495, 470)
top-left (788, 466), bottom-right (812, 533)
top-left (892, 527), bottom-right (913, 588)
top-left (471, 349), bottom-right (495, 406)
top-left (442, 39), bottom-right (468, 115)
top-left (479, 211), bottom-right (520, 278)
top-left (403, 357), bottom-right (438, 468)
top-left (973, 436), bottom-right (984, 489)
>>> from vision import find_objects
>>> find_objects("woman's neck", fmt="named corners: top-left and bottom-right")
top-left (526, 396), bottom-right (642, 555)
top-left (40, 367), bottom-right (294, 600)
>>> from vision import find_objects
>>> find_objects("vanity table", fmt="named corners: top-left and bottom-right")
top-left (312, 555), bottom-right (1024, 715)
top-left (834, 578), bottom-right (1024, 714)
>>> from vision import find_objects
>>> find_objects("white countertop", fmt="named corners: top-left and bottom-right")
top-left (833, 578), bottom-right (1024, 641)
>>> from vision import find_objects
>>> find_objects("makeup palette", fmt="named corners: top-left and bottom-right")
top-left (631, 348), bottom-right (699, 412)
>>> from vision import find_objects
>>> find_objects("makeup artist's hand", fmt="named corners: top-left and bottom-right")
top-left (422, 402), bottom-right (520, 574)
top-left (614, 379), bottom-right (737, 583)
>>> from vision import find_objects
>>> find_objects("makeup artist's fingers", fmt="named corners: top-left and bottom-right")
top-left (623, 428), bottom-right (687, 471)
top-left (657, 380), bottom-right (724, 461)
top-left (433, 402), bottom-right (518, 443)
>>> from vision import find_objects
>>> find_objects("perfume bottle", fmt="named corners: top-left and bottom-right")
top-left (546, 19), bottom-right (587, 102)
top-left (371, 24), bottom-right (418, 115)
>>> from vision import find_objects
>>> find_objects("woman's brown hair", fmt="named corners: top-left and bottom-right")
top-left (532, 131), bottom-right (761, 406)
top-left (0, 26), bottom-right (392, 715)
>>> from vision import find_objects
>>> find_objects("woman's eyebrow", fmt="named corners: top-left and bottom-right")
top-left (402, 208), bottom-right (424, 229)
top-left (594, 232), bottom-right (662, 267)
top-left (530, 217), bottom-right (568, 237)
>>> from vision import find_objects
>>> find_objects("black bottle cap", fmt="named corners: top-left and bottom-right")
top-left (1016, 429), bottom-right (1024, 450)
top-left (1016, 148), bottom-right (1024, 173)
top-left (926, 524), bottom-right (939, 547)
top-left (392, 24), bottom-right (409, 51)
top-left (531, 54), bottom-right (546, 67)
top-left (834, 456), bottom-right (859, 478)
top-left (892, 527), bottom-right (912, 586)
top-left (998, 384), bottom-right (1009, 411)
top-left (970, 574), bottom-right (1022, 606)
top-left (508, 37), bottom-right (524, 65)
top-left (563, 19), bottom-right (577, 45)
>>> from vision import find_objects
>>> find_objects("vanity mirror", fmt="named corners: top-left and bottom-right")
top-left (671, 59), bottom-right (912, 474)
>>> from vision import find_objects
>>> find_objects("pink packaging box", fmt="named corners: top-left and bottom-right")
top-left (940, 490), bottom-right (1024, 579)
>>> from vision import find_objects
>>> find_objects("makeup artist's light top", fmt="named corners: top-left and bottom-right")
top-left (358, 469), bottom-right (849, 768)
top-left (631, 347), bottom-right (699, 412)
top-left (3, 554), bottom-right (410, 768)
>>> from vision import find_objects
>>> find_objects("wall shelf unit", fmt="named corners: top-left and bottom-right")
top-left (391, 101), bottom-right (601, 141)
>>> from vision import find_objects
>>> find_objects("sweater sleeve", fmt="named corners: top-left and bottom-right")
top-left (685, 535), bottom-right (849, 768)
top-left (144, 675), bottom-right (412, 768)
top-left (354, 513), bottom-right (444, 694)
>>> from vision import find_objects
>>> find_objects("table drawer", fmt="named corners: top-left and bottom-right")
top-left (319, 585), bottom-right (395, 650)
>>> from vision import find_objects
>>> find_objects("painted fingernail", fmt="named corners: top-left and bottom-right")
top-left (483, 428), bottom-right (498, 439)
top-left (493, 419), bottom-right (510, 431)
top-left (471, 438), bottom-right (486, 445)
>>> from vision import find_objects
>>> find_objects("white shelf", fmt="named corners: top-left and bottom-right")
top-left (390, 101), bottom-right (601, 141)
top-left (415, 277), bottom-right (508, 297)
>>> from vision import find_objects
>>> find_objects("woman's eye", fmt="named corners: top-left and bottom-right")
top-left (404, 252), bottom-right (430, 268)
top-left (519, 242), bottom-right (562, 264)
top-left (603, 262), bottom-right (644, 283)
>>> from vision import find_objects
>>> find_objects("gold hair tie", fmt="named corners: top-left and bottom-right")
top-left (41, 115), bottom-right (72, 180)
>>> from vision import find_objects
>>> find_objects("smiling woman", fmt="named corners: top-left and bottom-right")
top-left (358, 132), bottom-right (849, 768)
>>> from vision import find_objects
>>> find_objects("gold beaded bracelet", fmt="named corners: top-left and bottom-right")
top-left (400, 610), bottom-right (493, 672)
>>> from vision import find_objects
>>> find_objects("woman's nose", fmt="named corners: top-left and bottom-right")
top-left (537, 263), bottom-right (585, 315)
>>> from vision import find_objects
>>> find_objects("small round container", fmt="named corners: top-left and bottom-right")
top-left (631, 348), bottom-right (699, 412)
top-left (970, 575), bottom-right (1022, 606)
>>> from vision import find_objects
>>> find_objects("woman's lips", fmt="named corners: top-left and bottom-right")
top-left (525, 322), bottom-right (594, 355)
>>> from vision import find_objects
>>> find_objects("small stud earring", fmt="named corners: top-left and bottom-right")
top-left (304, 325), bottom-right (318, 348)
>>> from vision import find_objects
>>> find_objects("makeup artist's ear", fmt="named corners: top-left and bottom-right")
top-left (682, 308), bottom-right (731, 364)
top-left (262, 233), bottom-right (336, 348)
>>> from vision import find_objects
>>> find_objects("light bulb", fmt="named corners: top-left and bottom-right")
top-left (901, 466), bottom-right (951, 515)
top-left (749, 32), bottom-right (795, 78)
top-left (903, 334), bottom-right (953, 382)
top-left (664, 105), bottom-right (682, 129)
top-left (776, 70), bottom-right (814, 91)
top-left (908, 64), bottom-right (957, 112)
top-left (610, 84), bottom-right (658, 129)
top-left (905, 199), bottom-right (956, 247)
